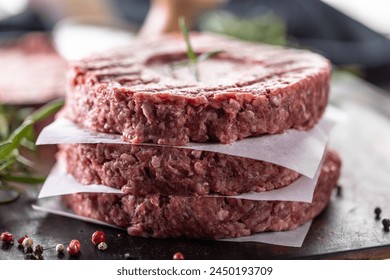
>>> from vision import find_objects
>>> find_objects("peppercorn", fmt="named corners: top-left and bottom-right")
top-left (24, 246), bottom-right (33, 254)
top-left (56, 244), bottom-right (65, 254)
top-left (0, 232), bottom-right (13, 243)
top-left (17, 235), bottom-right (28, 245)
top-left (173, 252), bottom-right (185, 260)
top-left (67, 245), bottom-right (79, 256)
top-left (124, 253), bottom-right (136, 260)
top-left (33, 244), bottom-right (44, 255)
top-left (69, 239), bottom-right (81, 250)
top-left (97, 242), bottom-right (108, 251)
top-left (91, 231), bottom-right (106, 245)
top-left (382, 219), bottom-right (390, 232)
top-left (374, 207), bottom-right (382, 220)
top-left (336, 185), bottom-right (342, 197)
top-left (25, 253), bottom-right (37, 260)
top-left (22, 237), bottom-right (33, 248)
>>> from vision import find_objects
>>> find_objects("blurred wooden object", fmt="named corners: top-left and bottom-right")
top-left (30, 0), bottom-right (115, 22)
top-left (139, 0), bottom-right (227, 36)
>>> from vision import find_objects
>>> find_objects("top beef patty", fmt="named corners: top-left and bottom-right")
top-left (64, 33), bottom-right (331, 145)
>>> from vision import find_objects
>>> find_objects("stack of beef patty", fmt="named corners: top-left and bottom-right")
top-left (58, 33), bottom-right (341, 239)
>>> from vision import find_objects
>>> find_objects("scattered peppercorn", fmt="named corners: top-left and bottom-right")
top-left (24, 246), bottom-right (33, 254)
top-left (382, 219), bottom-right (390, 232)
top-left (374, 207), bottom-right (382, 220)
top-left (33, 244), bottom-right (44, 255)
top-left (36, 254), bottom-right (44, 260)
top-left (69, 239), bottom-right (81, 250)
top-left (17, 235), bottom-right (28, 245)
top-left (25, 253), bottom-right (37, 260)
top-left (97, 242), bottom-right (108, 251)
top-left (67, 240), bottom-right (80, 256)
top-left (173, 252), bottom-right (185, 260)
top-left (22, 237), bottom-right (33, 248)
top-left (336, 185), bottom-right (342, 197)
top-left (67, 245), bottom-right (79, 256)
top-left (1, 232), bottom-right (13, 243)
top-left (91, 231), bottom-right (106, 245)
top-left (56, 244), bottom-right (65, 254)
top-left (124, 253), bottom-right (135, 260)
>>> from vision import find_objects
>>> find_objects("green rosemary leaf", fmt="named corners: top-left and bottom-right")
top-left (0, 157), bottom-right (16, 172)
top-left (179, 17), bottom-right (197, 62)
top-left (0, 141), bottom-right (14, 159)
top-left (197, 50), bottom-right (224, 62)
top-left (21, 139), bottom-right (36, 151)
top-left (200, 12), bottom-right (286, 46)
top-left (1, 174), bottom-right (45, 184)
top-left (23, 124), bottom-right (35, 142)
top-left (26, 98), bottom-right (64, 123)
top-left (15, 154), bottom-right (35, 168)
top-left (0, 112), bottom-right (9, 140)
top-left (9, 122), bottom-right (33, 147)
top-left (0, 99), bottom-right (64, 160)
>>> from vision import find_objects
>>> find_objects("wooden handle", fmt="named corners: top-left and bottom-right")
top-left (139, 0), bottom-right (226, 37)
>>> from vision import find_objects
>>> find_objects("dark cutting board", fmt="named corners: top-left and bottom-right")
top-left (1, 73), bottom-right (390, 260)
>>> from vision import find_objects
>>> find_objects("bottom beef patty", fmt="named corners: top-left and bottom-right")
top-left (63, 150), bottom-right (341, 239)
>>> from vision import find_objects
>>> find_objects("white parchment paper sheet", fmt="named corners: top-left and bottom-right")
top-left (39, 155), bottom-right (324, 203)
top-left (36, 107), bottom-right (340, 179)
top-left (32, 196), bottom-right (312, 247)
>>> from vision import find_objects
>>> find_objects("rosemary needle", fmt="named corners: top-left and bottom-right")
top-left (178, 17), bottom-right (224, 82)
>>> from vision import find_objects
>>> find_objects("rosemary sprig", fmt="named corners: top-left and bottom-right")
top-left (1, 174), bottom-right (46, 184)
top-left (178, 17), bottom-right (223, 81)
top-left (179, 17), bottom-right (197, 63)
top-left (0, 99), bottom-right (64, 158)
top-left (0, 98), bottom-right (64, 203)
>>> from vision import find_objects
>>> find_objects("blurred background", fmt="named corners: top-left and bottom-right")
top-left (1, 0), bottom-right (390, 97)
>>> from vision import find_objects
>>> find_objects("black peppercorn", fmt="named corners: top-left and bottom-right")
top-left (33, 244), bottom-right (44, 255)
top-left (24, 246), bottom-right (33, 254)
top-left (124, 253), bottom-right (136, 260)
top-left (382, 219), bottom-right (390, 232)
top-left (336, 185), bottom-right (342, 197)
top-left (374, 207), bottom-right (382, 220)
top-left (25, 253), bottom-right (37, 260)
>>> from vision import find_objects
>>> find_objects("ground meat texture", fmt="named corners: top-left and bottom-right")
top-left (63, 33), bottom-right (330, 145)
top-left (58, 143), bottom-right (301, 196)
top-left (62, 150), bottom-right (341, 239)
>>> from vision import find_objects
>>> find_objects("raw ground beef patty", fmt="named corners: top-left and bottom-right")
top-left (0, 33), bottom-right (66, 104)
top-left (64, 33), bottom-right (330, 145)
top-left (59, 143), bottom-right (302, 196)
top-left (62, 150), bottom-right (341, 239)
